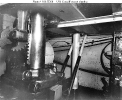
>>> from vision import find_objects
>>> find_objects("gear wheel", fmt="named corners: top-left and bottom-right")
top-left (0, 27), bottom-right (27, 50)
top-left (11, 42), bottom-right (26, 51)
top-left (9, 29), bottom-right (27, 51)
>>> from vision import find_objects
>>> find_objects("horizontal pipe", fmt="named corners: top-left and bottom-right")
top-left (52, 37), bottom-right (112, 48)
top-left (54, 41), bottom-right (111, 52)
top-left (58, 14), bottom-right (122, 28)
top-left (54, 61), bottom-right (109, 77)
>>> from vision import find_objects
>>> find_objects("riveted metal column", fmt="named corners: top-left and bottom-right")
top-left (72, 33), bottom-right (80, 89)
top-left (30, 12), bottom-right (45, 77)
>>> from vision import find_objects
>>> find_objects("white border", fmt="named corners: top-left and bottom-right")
top-left (0, 0), bottom-right (122, 3)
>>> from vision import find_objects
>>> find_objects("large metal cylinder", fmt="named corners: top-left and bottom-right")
top-left (29, 12), bottom-right (45, 77)
top-left (49, 36), bottom-right (112, 90)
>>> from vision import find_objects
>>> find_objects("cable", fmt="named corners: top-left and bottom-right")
top-left (100, 42), bottom-right (112, 75)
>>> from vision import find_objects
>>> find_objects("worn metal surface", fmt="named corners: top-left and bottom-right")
top-left (29, 12), bottom-right (45, 72)
top-left (51, 36), bottom-right (111, 73)
top-left (50, 36), bottom-right (111, 90)
top-left (53, 43), bottom-right (111, 73)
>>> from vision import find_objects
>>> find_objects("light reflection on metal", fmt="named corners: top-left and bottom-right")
top-left (70, 35), bottom-right (87, 93)
top-left (72, 34), bottom-right (80, 71)
top-left (72, 33), bottom-right (80, 90)
top-left (58, 14), bottom-right (122, 28)
top-left (29, 12), bottom-right (45, 77)
top-left (17, 11), bottom-right (28, 31)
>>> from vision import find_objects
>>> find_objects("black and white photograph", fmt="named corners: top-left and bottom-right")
top-left (0, 2), bottom-right (122, 100)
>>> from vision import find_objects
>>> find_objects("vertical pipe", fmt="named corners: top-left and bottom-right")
top-left (67, 35), bottom-right (87, 100)
top-left (15, 10), bottom-right (28, 40)
top-left (72, 33), bottom-right (80, 89)
top-left (17, 11), bottom-right (28, 31)
top-left (30, 12), bottom-right (45, 77)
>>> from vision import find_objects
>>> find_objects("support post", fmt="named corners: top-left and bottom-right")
top-left (72, 33), bottom-right (80, 90)
top-left (67, 35), bottom-right (87, 100)
top-left (29, 12), bottom-right (45, 77)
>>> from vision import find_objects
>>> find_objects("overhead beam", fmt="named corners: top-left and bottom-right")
top-left (58, 13), bottom-right (122, 28)
top-left (0, 3), bottom-right (7, 6)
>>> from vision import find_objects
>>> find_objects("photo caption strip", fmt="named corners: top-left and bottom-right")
top-left (33, 0), bottom-right (88, 3)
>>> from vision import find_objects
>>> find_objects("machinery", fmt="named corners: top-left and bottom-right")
top-left (1, 3), bottom-right (122, 100)
top-left (0, 10), bottom-right (64, 100)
